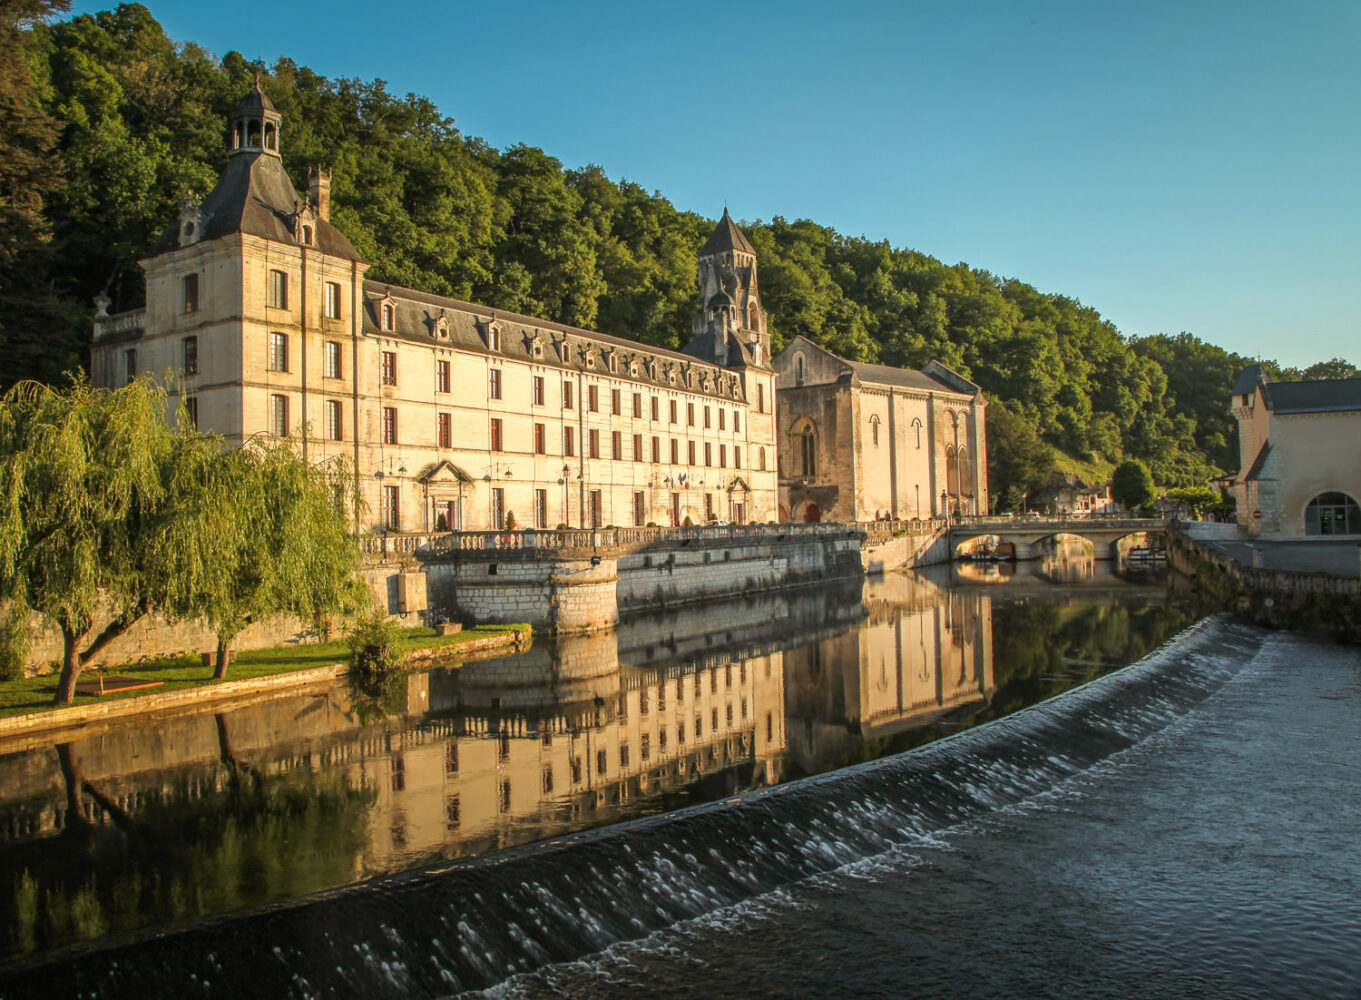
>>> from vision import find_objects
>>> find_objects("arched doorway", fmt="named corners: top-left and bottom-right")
top-left (803, 503), bottom-right (821, 523)
top-left (1305, 492), bottom-right (1361, 535)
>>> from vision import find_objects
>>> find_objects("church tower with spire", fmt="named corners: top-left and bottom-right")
top-left (685, 209), bottom-right (770, 370)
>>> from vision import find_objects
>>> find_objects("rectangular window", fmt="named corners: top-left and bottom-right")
top-left (269, 332), bottom-right (288, 372)
top-left (564, 426), bottom-right (575, 457)
top-left (381, 350), bottom-right (396, 385)
top-left (687, 402), bottom-right (695, 426)
top-left (718, 409), bottom-right (725, 431)
top-left (185, 397), bottom-right (198, 430)
top-left (491, 488), bottom-right (505, 530)
top-left (589, 429), bottom-right (600, 459)
top-left (633, 433), bottom-right (643, 462)
top-left (532, 376), bottom-right (544, 406)
top-left (632, 393), bottom-right (642, 418)
top-left (651, 436), bottom-right (660, 463)
top-left (705, 494), bottom-right (714, 522)
top-left (436, 359), bottom-right (450, 393)
top-left (733, 410), bottom-right (741, 433)
top-left (534, 422), bottom-right (546, 454)
top-left (619, 744), bottom-right (630, 770)
top-left (669, 399), bottom-right (678, 424)
top-left (671, 492), bottom-right (681, 526)
top-left (757, 383), bottom-right (764, 412)
top-left (124, 349), bottom-right (136, 385)
top-left (325, 341), bottom-right (342, 379)
top-left (383, 406), bottom-right (397, 445)
top-left (182, 336), bottom-right (198, 375)
top-left (611, 388), bottom-right (621, 415)
top-left (611, 430), bottom-right (621, 460)
top-left (490, 417), bottom-right (503, 451)
top-left (438, 412), bottom-right (451, 449)
top-left (633, 491), bottom-right (645, 527)
top-left (382, 485), bottom-right (399, 530)
top-left (704, 442), bottom-right (712, 466)
top-left (597, 749), bottom-right (607, 776)
top-left (488, 326), bottom-right (501, 351)
top-left (688, 441), bottom-right (696, 466)
top-left (670, 438), bottom-right (679, 464)
top-left (269, 269), bottom-right (288, 309)
top-left (324, 281), bottom-right (342, 319)
top-left (182, 273), bottom-right (199, 314)
top-left (534, 489), bottom-right (548, 529)
top-left (704, 406), bottom-right (711, 429)
top-left (489, 369), bottom-right (502, 399)
top-left (563, 381), bottom-right (574, 409)
top-left (588, 385), bottom-right (599, 412)
top-left (651, 396), bottom-right (659, 421)
top-left (589, 490), bottom-right (602, 528)
top-left (720, 444), bottom-right (727, 468)
top-left (734, 447), bottom-right (741, 468)
top-left (327, 399), bottom-right (343, 441)
top-left (271, 394), bottom-right (289, 437)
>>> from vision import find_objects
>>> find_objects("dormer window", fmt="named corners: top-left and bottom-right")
top-left (584, 350), bottom-right (596, 369)
top-left (529, 333), bottom-right (544, 358)
top-left (381, 303), bottom-right (394, 331)
top-left (485, 321), bottom-right (501, 352)
top-left (434, 315), bottom-right (450, 340)
top-left (301, 225), bottom-right (313, 245)
top-left (607, 351), bottom-right (618, 373)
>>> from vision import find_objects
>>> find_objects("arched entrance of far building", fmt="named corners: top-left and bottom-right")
top-left (795, 501), bottom-right (821, 523)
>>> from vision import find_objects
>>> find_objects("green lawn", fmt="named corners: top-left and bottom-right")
top-left (0, 624), bottom-right (527, 720)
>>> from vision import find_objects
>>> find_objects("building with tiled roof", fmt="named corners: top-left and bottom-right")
top-left (91, 86), bottom-right (779, 533)
top-left (1228, 366), bottom-right (1361, 537)
top-left (770, 335), bottom-right (987, 523)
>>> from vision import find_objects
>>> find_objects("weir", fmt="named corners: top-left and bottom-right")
top-left (0, 615), bottom-right (1263, 999)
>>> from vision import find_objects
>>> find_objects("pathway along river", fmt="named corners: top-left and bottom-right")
top-left (1, 558), bottom-right (1359, 998)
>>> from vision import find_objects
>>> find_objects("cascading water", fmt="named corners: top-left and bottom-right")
top-left (0, 615), bottom-right (1266, 999)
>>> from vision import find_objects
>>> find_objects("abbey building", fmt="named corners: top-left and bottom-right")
top-left (90, 84), bottom-right (985, 531)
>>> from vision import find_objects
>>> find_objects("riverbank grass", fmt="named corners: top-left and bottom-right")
top-left (0, 624), bottom-right (526, 719)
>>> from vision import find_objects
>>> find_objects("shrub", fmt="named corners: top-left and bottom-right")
top-left (347, 613), bottom-right (402, 682)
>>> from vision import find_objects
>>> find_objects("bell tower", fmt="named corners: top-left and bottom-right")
top-left (690, 209), bottom-right (770, 368)
top-left (229, 78), bottom-right (282, 158)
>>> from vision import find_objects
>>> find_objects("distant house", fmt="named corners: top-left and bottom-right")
top-left (1227, 365), bottom-right (1361, 537)
top-left (1033, 473), bottom-right (1120, 517)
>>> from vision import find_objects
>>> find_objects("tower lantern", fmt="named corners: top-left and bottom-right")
top-left (229, 78), bottom-right (282, 157)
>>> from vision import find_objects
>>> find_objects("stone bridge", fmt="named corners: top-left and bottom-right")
top-left (948, 516), bottom-right (1169, 560)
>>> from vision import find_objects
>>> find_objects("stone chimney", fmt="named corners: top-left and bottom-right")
top-left (308, 167), bottom-right (331, 222)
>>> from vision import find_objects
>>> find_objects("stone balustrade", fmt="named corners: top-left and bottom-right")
top-left (93, 307), bottom-right (147, 340)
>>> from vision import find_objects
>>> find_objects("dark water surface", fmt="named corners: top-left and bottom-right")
top-left (4, 562), bottom-right (1350, 997)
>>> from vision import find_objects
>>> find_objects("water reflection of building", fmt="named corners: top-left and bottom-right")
top-left (783, 572), bottom-right (993, 775)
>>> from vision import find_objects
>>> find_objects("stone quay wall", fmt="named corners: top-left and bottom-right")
top-left (1167, 526), bottom-right (1361, 642)
top-left (420, 523), bottom-right (867, 633)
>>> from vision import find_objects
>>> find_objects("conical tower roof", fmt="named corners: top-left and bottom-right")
top-left (699, 208), bottom-right (755, 256)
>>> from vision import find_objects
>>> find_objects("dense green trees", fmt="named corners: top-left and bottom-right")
top-left (4, 3), bottom-right (1354, 499)
top-left (1110, 459), bottom-right (1156, 512)
top-left (0, 376), bottom-right (364, 702)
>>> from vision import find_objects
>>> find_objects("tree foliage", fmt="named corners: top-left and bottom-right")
top-left (1110, 459), bottom-right (1156, 512)
top-left (6, 3), bottom-right (1357, 494)
top-left (0, 375), bottom-right (363, 700)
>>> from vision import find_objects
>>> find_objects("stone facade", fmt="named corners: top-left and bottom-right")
top-left (90, 86), bottom-right (779, 535)
top-left (1228, 365), bottom-right (1361, 538)
top-left (770, 336), bottom-right (988, 523)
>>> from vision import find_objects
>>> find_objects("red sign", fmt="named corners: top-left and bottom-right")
top-left (1252, 509), bottom-right (1262, 520)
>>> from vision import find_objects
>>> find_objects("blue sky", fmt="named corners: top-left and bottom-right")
top-left (69, 0), bottom-right (1360, 367)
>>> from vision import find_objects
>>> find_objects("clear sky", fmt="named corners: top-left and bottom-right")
top-left (68, 0), bottom-right (1360, 367)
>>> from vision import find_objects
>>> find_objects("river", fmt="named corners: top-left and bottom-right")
top-left (1, 558), bottom-right (1357, 998)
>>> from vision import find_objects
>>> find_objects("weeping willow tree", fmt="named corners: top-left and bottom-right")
top-left (198, 441), bottom-right (368, 678)
top-left (0, 376), bottom-right (366, 701)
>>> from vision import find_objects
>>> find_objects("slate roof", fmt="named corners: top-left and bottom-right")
top-left (233, 82), bottom-right (277, 116)
top-left (844, 359), bottom-right (964, 393)
top-left (1231, 364), bottom-right (1265, 396)
top-left (699, 209), bottom-right (755, 256)
top-left (1263, 379), bottom-right (1361, 414)
top-left (147, 151), bottom-right (360, 261)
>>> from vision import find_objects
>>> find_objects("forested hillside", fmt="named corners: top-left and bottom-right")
top-left (4, 4), bottom-right (1355, 509)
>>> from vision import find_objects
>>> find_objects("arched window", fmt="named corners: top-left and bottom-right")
top-left (748, 303), bottom-right (759, 329)
top-left (246, 118), bottom-right (261, 147)
top-left (1305, 492), bottom-right (1361, 535)
top-left (957, 447), bottom-right (971, 497)
top-left (302, 225), bottom-right (313, 245)
top-left (794, 354), bottom-right (805, 386)
top-left (381, 303), bottom-right (394, 331)
top-left (870, 415), bottom-right (880, 447)
top-left (264, 122), bottom-right (277, 151)
top-left (944, 445), bottom-right (958, 494)
top-left (800, 424), bottom-right (816, 477)
top-left (759, 446), bottom-right (767, 471)
top-left (911, 417), bottom-right (923, 449)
